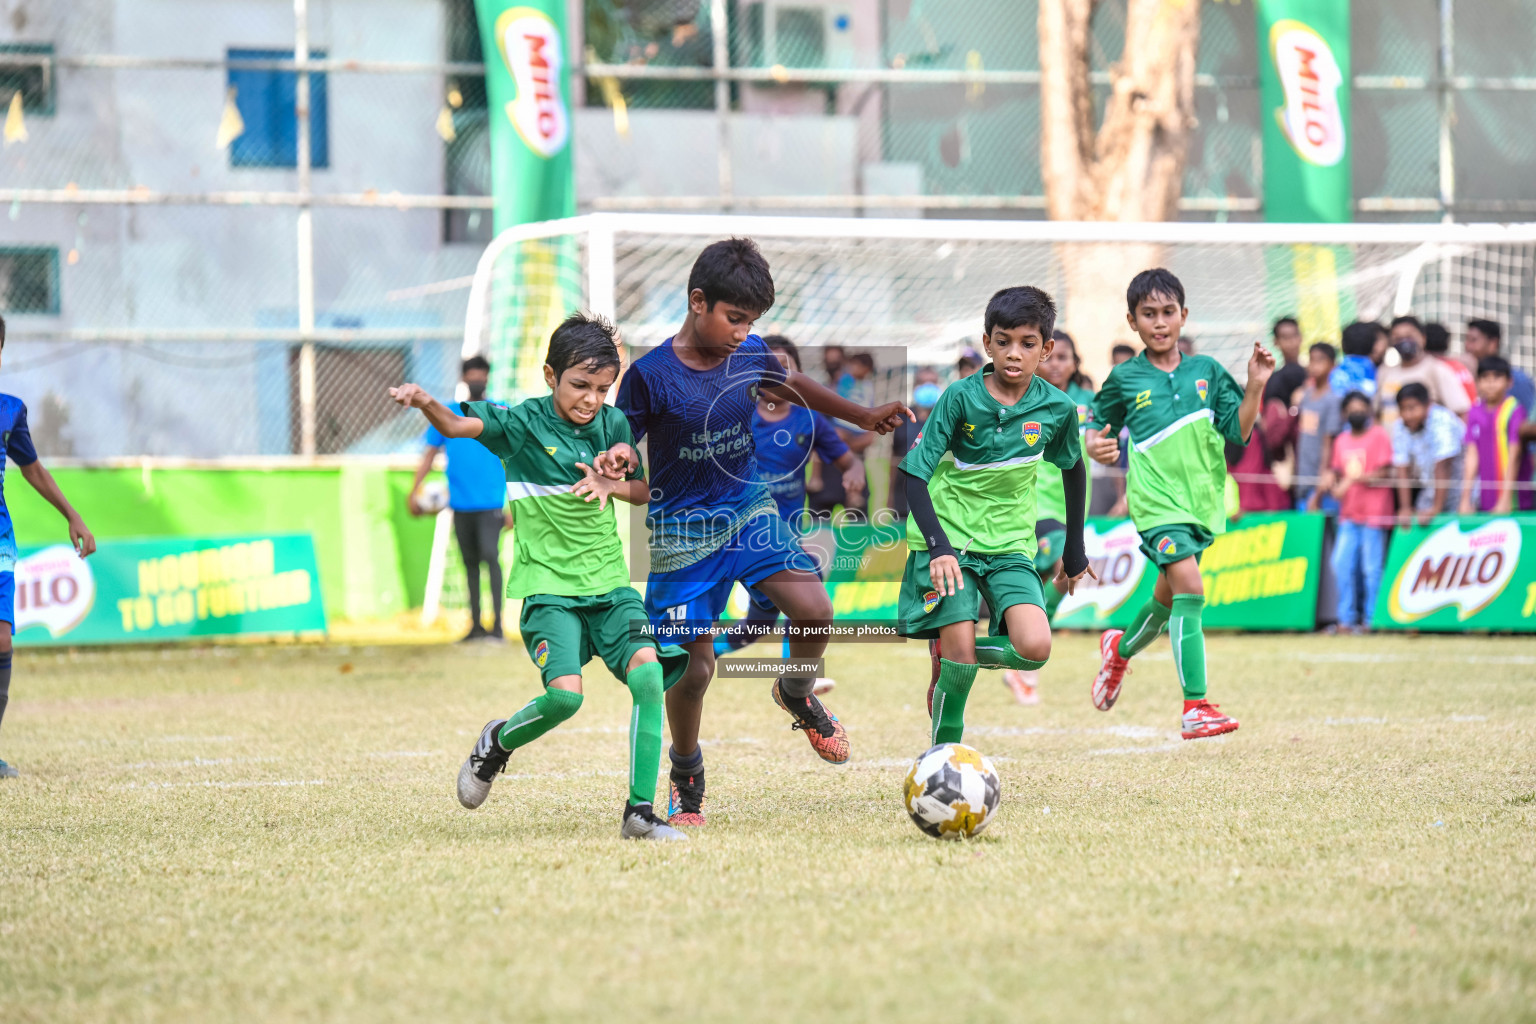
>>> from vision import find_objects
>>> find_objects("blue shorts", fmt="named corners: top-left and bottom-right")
top-left (0, 570), bottom-right (13, 626)
top-left (645, 514), bottom-right (817, 644)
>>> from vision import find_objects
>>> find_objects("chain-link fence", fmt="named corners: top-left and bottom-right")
top-left (2, 1), bottom-right (1534, 459)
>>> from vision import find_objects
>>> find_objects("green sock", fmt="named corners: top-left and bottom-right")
top-left (1169, 594), bottom-right (1208, 701)
top-left (1043, 583), bottom-right (1066, 620)
top-left (625, 661), bottom-right (665, 808)
top-left (1117, 597), bottom-right (1172, 659)
top-left (974, 635), bottom-right (1047, 672)
top-left (931, 658), bottom-right (979, 745)
top-left (498, 686), bottom-right (584, 752)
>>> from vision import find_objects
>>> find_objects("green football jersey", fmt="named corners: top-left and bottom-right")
top-left (900, 366), bottom-right (1081, 555)
top-left (463, 397), bottom-right (643, 599)
top-left (1034, 379), bottom-right (1095, 522)
top-left (1089, 351), bottom-right (1247, 536)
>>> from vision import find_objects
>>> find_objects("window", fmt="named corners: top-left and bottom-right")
top-left (227, 48), bottom-right (329, 169)
top-left (0, 248), bottom-right (60, 315)
top-left (0, 43), bottom-right (54, 115)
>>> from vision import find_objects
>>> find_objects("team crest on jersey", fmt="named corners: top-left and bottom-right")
top-left (1156, 536), bottom-right (1177, 556)
top-left (1038, 536), bottom-right (1053, 557)
top-left (532, 639), bottom-right (550, 668)
top-left (922, 589), bottom-right (940, 614)
top-left (1196, 379), bottom-right (1209, 402)
top-left (1076, 404), bottom-right (1089, 426)
top-left (1022, 421), bottom-right (1041, 446)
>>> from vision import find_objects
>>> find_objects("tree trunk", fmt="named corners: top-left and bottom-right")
top-left (1039, 0), bottom-right (1202, 383)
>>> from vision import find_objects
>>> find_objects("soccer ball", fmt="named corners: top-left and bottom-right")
top-left (417, 481), bottom-right (450, 514)
top-left (903, 743), bottom-right (1001, 840)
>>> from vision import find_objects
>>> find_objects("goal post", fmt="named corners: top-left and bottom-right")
top-left (424, 213), bottom-right (1536, 619)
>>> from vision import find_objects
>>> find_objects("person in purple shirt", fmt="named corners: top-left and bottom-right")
top-left (1459, 357), bottom-right (1534, 514)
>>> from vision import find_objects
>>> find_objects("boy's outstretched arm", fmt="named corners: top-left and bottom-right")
top-left (388, 383), bottom-right (484, 439)
top-left (762, 371), bottom-right (913, 434)
top-left (1238, 341), bottom-right (1278, 443)
top-left (18, 460), bottom-right (95, 558)
top-left (1053, 457), bottom-right (1096, 595)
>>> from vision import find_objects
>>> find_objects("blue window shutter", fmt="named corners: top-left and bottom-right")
top-left (227, 48), bottom-right (328, 169)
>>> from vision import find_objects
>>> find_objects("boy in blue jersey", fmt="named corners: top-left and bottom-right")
top-left (714, 336), bottom-right (864, 686)
top-left (0, 315), bottom-right (97, 779)
top-left (601, 239), bottom-right (911, 826)
top-left (408, 355), bottom-right (509, 642)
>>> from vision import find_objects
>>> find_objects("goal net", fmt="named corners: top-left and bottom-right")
top-left (425, 214), bottom-right (1536, 620)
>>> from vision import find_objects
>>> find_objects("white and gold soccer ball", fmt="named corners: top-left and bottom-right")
top-left (417, 481), bottom-right (450, 514)
top-left (903, 743), bottom-right (1001, 840)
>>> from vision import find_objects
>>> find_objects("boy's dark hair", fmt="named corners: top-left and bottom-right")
top-left (850, 352), bottom-right (875, 370)
top-left (0, 312), bottom-right (6, 348)
top-left (1468, 318), bottom-right (1502, 342)
top-left (1477, 355), bottom-right (1512, 379)
top-left (762, 334), bottom-right (800, 370)
top-left (1272, 316), bottom-right (1298, 336)
top-left (1341, 390), bottom-right (1372, 410)
top-left (688, 237), bottom-right (775, 314)
top-left (546, 311), bottom-right (622, 381)
top-left (1309, 341), bottom-right (1337, 363)
top-left (461, 354), bottom-right (490, 375)
top-left (1340, 321), bottom-right (1380, 357)
top-left (1126, 268), bottom-right (1185, 313)
top-left (1111, 342), bottom-right (1137, 360)
top-left (1424, 322), bottom-right (1451, 354)
top-left (957, 350), bottom-right (980, 370)
top-left (1396, 382), bottom-right (1431, 407)
top-left (984, 286), bottom-right (1057, 338)
top-left (1390, 315), bottom-right (1425, 336)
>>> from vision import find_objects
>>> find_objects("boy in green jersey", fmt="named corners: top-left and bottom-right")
top-left (388, 313), bottom-right (692, 841)
top-left (1000, 328), bottom-right (1096, 704)
top-left (1085, 269), bottom-right (1274, 740)
top-left (899, 287), bottom-right (1094, 747)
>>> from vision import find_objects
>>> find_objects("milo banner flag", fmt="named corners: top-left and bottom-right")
top-left (474, 1), bottom-right (579, 400)
top-left (1374, 517), bottom-right (1536, 632)
top-left (1257, 0), bottom-right (1351, 222)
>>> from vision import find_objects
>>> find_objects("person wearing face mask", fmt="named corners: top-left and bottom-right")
top-left (1378, 316), bottom-right (1470, 421)
top-left (409, 355), bottom-right (511, 642)
top-left (1324, 392), bottom-right (1395, 633)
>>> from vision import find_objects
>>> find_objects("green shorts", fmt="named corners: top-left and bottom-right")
top-left (1137, 523), bottom-right (1215, 569)
top-left (897, 549), bottom-right (1045, 640)
top-left (1035, 518), bottom-right (1067, 571)
top-left (519, 586), bottom-right (690, 689)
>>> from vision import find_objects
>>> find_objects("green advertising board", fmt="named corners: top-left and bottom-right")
top-left (1373, 516), bottom-right (1536, 632)
top-left (13, 534), bottom-right (327, 647)
top-left (1257, 0), bottom-right (1351, 223)
top-left (1054, 513), bottom-right (1325, 632)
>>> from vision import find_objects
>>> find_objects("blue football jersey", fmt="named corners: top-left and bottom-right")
top-left (752, 405), bottom-right (849, 521)
top-left (0, 394), bottom-right (39, 572)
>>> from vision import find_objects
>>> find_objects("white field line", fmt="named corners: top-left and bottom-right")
top-left (1292, 652), bottom-right (1536, 665)
top-left (367, 751), bottom-right (440, 758)
top-left (116, 779), bottom-right (325, 790)
top-left (116, 756), bottom-right (279, 769)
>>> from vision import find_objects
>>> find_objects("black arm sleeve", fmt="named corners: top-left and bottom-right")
top-left (1061, 457), bottom-right (1089, 578)
top-left (903, 469), bottom-right (956, 560)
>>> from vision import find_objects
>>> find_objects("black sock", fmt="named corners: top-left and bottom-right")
top-left (668, 745), bottom-right (703, 775)
top-left (0, 650), bottom-right (12, 735)
top-left (778, 675), bottom-right (815, 700)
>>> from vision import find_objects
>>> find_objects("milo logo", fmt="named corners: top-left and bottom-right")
top-left (1387, 519), bottom-right (1520, 622)
top-left (495, 7), bottom-right (569, 158)
top-left (1269, 19), bottom-right (1346, 167)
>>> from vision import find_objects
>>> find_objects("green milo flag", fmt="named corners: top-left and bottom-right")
top-left (474, 1), bottom-right (580, 400)
top-left (1373, 517), bottom-right (1536, 632)
top-left (1257, 0), bottom-right (1351, 223)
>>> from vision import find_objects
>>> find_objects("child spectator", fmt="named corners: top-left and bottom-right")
top-left (1390, 382), bottom-right (1463, 527)
top-left (1327, 392), bottom-right (1394, 632)
top-left (1424, 322), bottom-right (1477, 407)
top-left (1294, 342), bottom-right (1342, 512)
top-left (1330, 322), bottom-right (1380, 401)
top-left (1460, 356), bottom-right (1534, 514)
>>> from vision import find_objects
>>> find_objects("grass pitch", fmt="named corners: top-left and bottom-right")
top-left (3, 633), bottom-right (1536, 1023)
